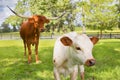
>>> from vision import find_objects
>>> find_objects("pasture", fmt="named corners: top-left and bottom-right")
top-left (0, 39), bottom-right (120, 80)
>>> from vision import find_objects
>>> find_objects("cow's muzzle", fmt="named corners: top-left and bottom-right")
top-left (40, 28), bottom-right (45, 32)
top-left (85, 59), bottom-right (96, 66)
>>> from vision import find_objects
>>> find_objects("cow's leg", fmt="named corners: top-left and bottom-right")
top-left (70, 65), bottom-right (78, 80)
top-left (35, 41), bottom-right (40, 63)
top-left (23, 40), bottom-right (27, 57)
top-left (27, 43), bottom-right (32, 64)
top-left (54, 67), bottom-right (61, 80)
top-left (79, 65), bottom-right (84, 80)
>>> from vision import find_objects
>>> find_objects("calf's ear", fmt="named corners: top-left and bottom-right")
top-left (60, 36), bottom-right (73, 46)
top-left (90, 37), bottom-right (99, 45)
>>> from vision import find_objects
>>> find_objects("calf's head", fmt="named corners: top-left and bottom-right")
top-left (60, 33), bottom-right (99, 66)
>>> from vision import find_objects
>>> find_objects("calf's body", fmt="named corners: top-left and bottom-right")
top-left (53, 32), bottom-right (98, 80)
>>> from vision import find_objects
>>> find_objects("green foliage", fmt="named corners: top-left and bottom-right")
top-left (76, 0), bottom-right (119, 38)
top-left (0, 39), bottom-right (120, 80)
top-left (0, 22), bottom-right (11, 33)
top-left (5, 15), bottom-right (23, 27)
top-left (77, 0), bottom-right (118, 30)
top-left (4, 0), bottom-right (120, 33)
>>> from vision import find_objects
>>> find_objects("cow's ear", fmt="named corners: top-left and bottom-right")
top-left (28, 18), bottom-right (35, 23)
top-left (90, 37), bottom-right (99, 45)
top-left (60, 36), bottom-right (73, 46)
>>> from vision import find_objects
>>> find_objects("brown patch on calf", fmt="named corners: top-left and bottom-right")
top-left (60, 36), bottom-right (73, 46)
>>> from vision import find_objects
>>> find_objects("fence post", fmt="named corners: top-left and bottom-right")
top-left (10, 34), bottom-right (12, 39)
top-left (110, 33), bottom-right (112, 39)
top-left (0, 34), bottom-right (2, 39)
top-left (97, 32), bottom-right (100, 38)
top-left (51, 32), bottom-right (54, 39)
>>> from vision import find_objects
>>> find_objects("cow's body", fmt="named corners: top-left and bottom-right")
top-left (53, 32), bottom-right (99, 80)
top-left (20, 15), bottom-right (50, 63)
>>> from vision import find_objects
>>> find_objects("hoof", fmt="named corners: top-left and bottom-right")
top-left (36, 60), bottom-right (42, 64)
top-left (28, 61), bottom-right (31, 64)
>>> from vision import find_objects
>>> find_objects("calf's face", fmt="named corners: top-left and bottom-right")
top-left (60, 34), bottom-right (99, 66)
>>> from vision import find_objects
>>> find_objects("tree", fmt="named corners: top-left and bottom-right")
top-left (5, 0), bottom-right (118, 35)
top-left (1, 22), bottom-right (11, 33)
top-left (5, 0), bottom-right (76, 33)
top-left (77, 0), bottom-right (118, 38)
top-left (116, 0), bottom-right (120, 28)
top-left (5, 15), bottom-right (23, 31)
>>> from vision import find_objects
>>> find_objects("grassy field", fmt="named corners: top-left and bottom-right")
top-left (0, 39), bottom-right (120, 80)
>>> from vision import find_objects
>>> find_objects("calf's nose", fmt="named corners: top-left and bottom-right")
top-left (89, 59), bottom-right (95, 66)
top-left (85, 59), bottom-right (96, 66)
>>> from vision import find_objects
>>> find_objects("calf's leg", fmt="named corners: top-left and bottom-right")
top-left (54, 67), bottom-right (61, 80)
top-left (79, 65), bottom-right (85, 80)
top-left (70, 65), bottom-right (78, 80)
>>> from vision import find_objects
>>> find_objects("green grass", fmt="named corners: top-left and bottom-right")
top-left (85, 39), bottom-right (120, 80)
top-left (0, 39), bottom-right (120, 80)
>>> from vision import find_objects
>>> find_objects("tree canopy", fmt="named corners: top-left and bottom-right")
top-left (4, 0), bottom-right (120, 35)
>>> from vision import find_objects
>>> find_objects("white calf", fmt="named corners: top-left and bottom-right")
top-left (53, 32), bottom-right (99, 80)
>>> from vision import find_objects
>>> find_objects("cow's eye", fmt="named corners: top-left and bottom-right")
top-left (76, 47), bottom-right (81, 50)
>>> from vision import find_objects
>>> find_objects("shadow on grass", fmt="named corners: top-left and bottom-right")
top-left (0, 46), bottom-right (54, 80)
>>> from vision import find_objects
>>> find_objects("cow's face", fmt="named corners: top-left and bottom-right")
top-left (60, 33), bottom-right (99, 66)
top-left (30, 15), bottom-right (50, 32)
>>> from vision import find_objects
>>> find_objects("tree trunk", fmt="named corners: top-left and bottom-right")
top-left (118, 18), bottom-right (120, 29)
top-left (100, 29), bottom-right (103, 39)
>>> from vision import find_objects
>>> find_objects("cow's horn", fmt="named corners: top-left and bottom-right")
top-left (7, 5), bottom-right (30, 19)
top-left (47, 11), bottom-right (66, 20)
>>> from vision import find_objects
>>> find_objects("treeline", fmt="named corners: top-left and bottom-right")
top-left (1, 0), bottom-right (120, 35)
top-left (0, 22), bottom-right (19, 33)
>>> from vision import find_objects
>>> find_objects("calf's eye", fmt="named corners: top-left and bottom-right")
top-left (76, 47), bottom-right (81, 50)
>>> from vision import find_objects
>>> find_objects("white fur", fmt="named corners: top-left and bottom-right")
top-left (53, 32), bottom-right (94, 80)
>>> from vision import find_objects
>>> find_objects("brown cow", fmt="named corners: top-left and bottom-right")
top-left (7, 6), bottom-right (66, 63)
top-left (20, 15), bottom-right (50, 64)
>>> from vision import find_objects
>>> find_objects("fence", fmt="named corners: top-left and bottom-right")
top-left (88, 32), bottom-right (120, 39)
top-left (0, 32), bottom-right (120, 40)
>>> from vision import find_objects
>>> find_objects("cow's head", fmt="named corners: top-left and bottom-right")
top-left (60, 32), bottom-right (99, 66)
top-left (28, 15), bottom-right (50, 32)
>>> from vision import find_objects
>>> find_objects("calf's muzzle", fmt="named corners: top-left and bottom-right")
top-left (85, 59), bottom-right (96, 66)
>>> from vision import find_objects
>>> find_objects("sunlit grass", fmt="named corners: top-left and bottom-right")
top-left (0, 39), bottom-right (120, 80)
top-left (85, 39), bottom-right (120, 80)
